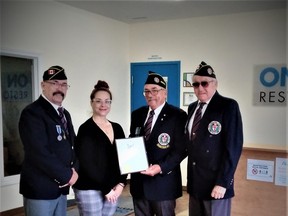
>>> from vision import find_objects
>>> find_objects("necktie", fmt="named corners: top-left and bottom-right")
top-left (191, 102), bottom-right (205, 140)
top-left (58, 107), bottom-right (68, 135)
top-left (144, 110), bottom-right (154, 140)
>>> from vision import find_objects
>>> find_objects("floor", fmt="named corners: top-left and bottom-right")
top-left (122, 184), bottom-right (189, 216)
top-left (2, 184), bottom-right (189, 216)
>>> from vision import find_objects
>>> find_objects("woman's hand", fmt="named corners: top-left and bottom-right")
top-left (105, 189), bottom-right (118, 203)
top-left (113, 183), bottom-right (124, 197)
top-left (105, 183), bottom-right (124, 203)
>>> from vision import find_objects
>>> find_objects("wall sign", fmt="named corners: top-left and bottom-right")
top-left (253, 64), bottom-right (287, 106)
top-left (247, 159), bottom-right (274, 182)
top-left (275, 157), bottom-right (288, 186)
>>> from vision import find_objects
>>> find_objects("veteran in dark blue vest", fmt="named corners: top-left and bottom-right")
top-left (185, 61), bottom-right (243, 216)
top-left (129, 72), bottom-right (187, 216)
top-left (19, 66), bottom-right (78, 216)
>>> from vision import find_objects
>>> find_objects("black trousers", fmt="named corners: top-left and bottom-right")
top-left (133, 197), bottom-right (176, 216)
top-left (189, 195), bottom-right (231, 216)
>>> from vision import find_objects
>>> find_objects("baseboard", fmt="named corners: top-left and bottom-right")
top-left (2, 206), bottom-right (24, 216)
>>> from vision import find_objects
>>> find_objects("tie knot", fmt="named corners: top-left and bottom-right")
top-left (150, 110), bottom-right (155, 116)
top-left (199, 102), bottom-right (206, 109)
top-left (58, 107), bottom-right (64, 115)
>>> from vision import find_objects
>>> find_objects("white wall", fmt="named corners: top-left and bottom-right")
top-left (1, 1), bottom-right (286, 212)
top-left (1, 1), bottom-right (130, 211)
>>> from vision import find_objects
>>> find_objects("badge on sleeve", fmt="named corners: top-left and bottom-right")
top-left (157, 133), bottom-right (170, 149)
top-left (208, 121), bottom-right (221, 135)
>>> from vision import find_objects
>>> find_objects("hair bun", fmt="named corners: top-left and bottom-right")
top-left (94, 80), bottom-right (109, 90)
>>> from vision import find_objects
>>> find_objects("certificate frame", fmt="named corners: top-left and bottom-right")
top-left (115, 137), bottom-right (149, 174)
top-left (183, 72), bottom-right (194, 87)
top-left (183, 92), bottom-right (197, 106)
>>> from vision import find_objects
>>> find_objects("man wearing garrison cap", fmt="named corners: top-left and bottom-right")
top-left (129, 71), bottom-right (187, 215)
top-left (185, 61), bottom-right (243, 216)
top-left (19, 65), bottom-right (78, 216)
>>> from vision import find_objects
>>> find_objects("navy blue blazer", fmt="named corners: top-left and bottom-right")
top-left (129, 103), bottom-right (187, 201)
top-left (19, 95), bottom-right (76, 199)
top-left (186, 91), bottom-right (243, 200)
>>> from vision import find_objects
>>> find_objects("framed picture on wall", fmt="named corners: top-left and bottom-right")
top-left (183, 92), bottom-right (197, 106)
top-left (183, 72), bottom-right (193, 87)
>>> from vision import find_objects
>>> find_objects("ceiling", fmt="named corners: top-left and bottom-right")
top-left (57, 0), bottom-right (286, 24)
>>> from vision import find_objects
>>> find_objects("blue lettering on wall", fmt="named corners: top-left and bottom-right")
top-left (260, 67), bottom-right (287, 87)
top-left (281, 67), bottom-right (288, 86)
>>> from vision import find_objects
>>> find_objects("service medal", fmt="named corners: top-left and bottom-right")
top-left (56, 125), bottom-right (62, 141)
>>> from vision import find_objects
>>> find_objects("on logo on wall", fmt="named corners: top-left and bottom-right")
top-left (253, 64), bottom-right (287, 106)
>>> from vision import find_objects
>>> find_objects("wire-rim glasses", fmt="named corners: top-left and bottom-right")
top-left (143, 88), bottom-right (164, 96)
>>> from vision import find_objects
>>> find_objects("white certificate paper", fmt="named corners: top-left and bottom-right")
top-left (115, 137), bottom-right (149, 174)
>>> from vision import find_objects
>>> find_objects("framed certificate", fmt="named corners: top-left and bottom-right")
top-left (115, 137), bottom-right (149, 174)
top-left (183, 92), bottom-right (197, 106)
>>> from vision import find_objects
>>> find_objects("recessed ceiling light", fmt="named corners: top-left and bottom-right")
top-left (131, 17), bottom-right (147, 20)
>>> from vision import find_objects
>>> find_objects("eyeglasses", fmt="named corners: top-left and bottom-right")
top-left (45, 81), bottom-right (70, 89)
top-left (192, 81), bottom-right (214, 88)
top-left (143, 89), bottom-right (164, 96)
top-left (92, 99), bottom-right (112, 106)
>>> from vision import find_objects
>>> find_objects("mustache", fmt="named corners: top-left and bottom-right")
top-left (53, 91), bottom-right (65, 98)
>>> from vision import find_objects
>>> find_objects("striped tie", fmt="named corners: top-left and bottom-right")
top-left (144, 110), bottom-right (154, 140)
top-left (191, 102), bottom-right (205, 140)
top-left (58, 107), bottom-right (68, 135)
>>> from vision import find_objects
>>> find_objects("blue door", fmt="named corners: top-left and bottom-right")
top-left (131, 61), bottom-right (180, 112)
